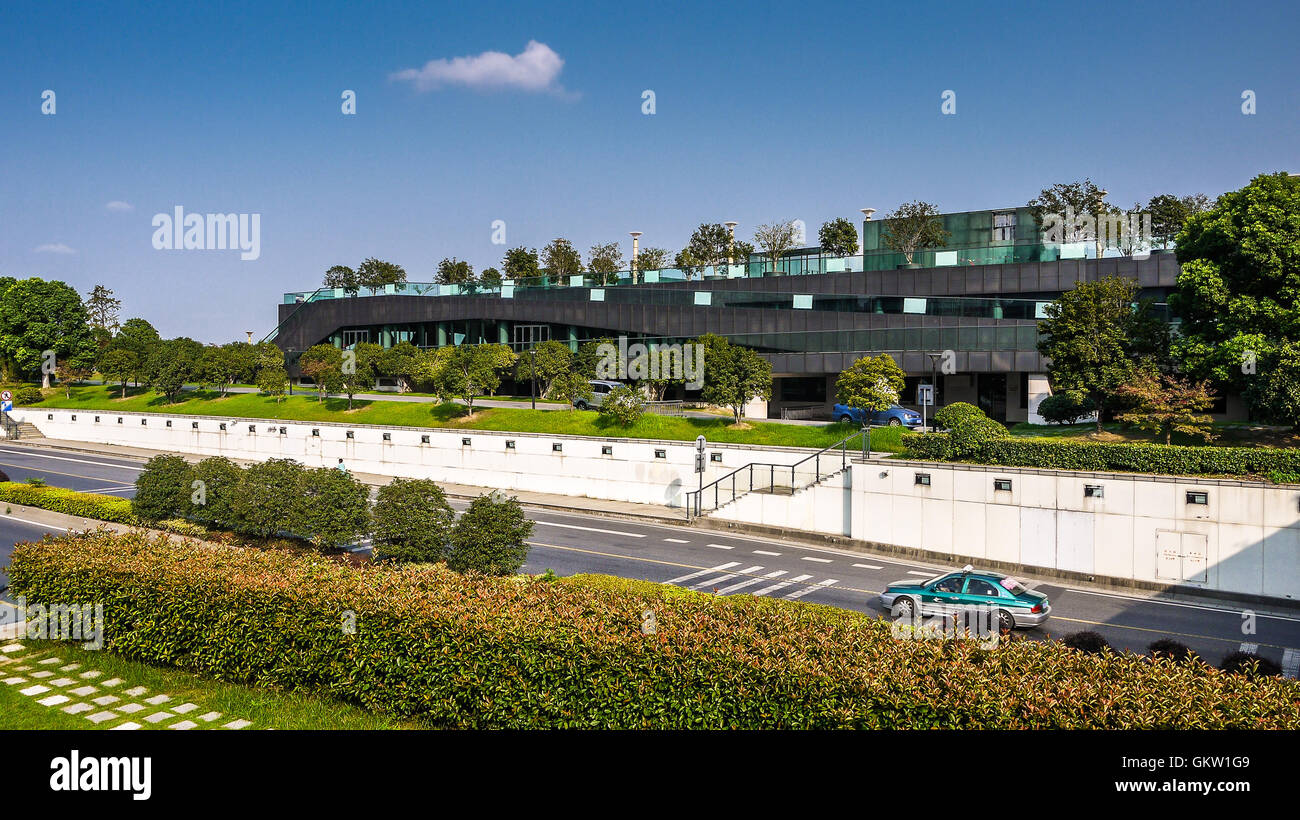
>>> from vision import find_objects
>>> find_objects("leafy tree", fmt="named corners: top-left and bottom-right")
top-left (732, 240), bottom-right (755, 269)
top-left (188, 456), bottom-right (243, 528)
top-left (143, 337), bottom-right (201, 403)
top-left (575, 337), bottom-right (616, 378)
top-left (446, 491), bottom-right (535, 576)
top-left (434, 344), bottom-right (515, 413)
top-left (835, 354), bottom-right (905, 416)
top-left (1037, 390), bottom-right (1091, 425)
top-left (634, 246), bottom-right (668, 273)
top-left (1028, 179), bottom-right (1111, 254)
top-left (110, 318), bottom-right (161, 386)
top-left (85, 284), bottom-right (122, 335)
top-left (0, 277), bottom-right (98, 388)
top-left (514, 340), bottom-right (573, 398)
top-left (356, 257), bottom-right (407, 295)
top-left (587, 242), bottom-right (624, 285)
top-left (377, 340), bottom-right (422, 392)
top-left (933, 401), bottom-right (985, 430)
top-left (256, 365), bottom-right (288, 402)
top-left (550, 369), bottom-right (593, 408)
top-left (881, 202), bottom-right (949, 264)
top-left (598, 384), bottom-right (644, 426)
top-left (502, 246), bottom-right (539, 282)
top-left (479, 267), bottom-right (503, 290)
top-left (1181, 193), bottom-right (1213, 216)
top-left (230, 458), bottom-right (305, 538)
top-left (697, 336), bottom-right (773, 423)
top-left (371, 478), bottom-right (455, 564)
top-left (324, 264), bottom-right (360, 296)
top-left (133, 455), bottom-right (193, 522)
top-left (541, 238), bottom-right (583, 284)
top-left (1146, 194), bottom-right (1190, 248)
top-left (1037, 275), bottom-right (1167, 432)
top-left (54, 359), bottom-right (94, 398)
top-left (819, 217), bottom-right (859, 257)
top-left (1115, 369), bottom-right (1217, 444)
top-left (339, 341), bottom-right (384, 409)
top-left (1168, 173), bottom-right (1300, 425)
top-left (298, 344), bottom-right (344, 402)
top-left (194, 344), bottom-right (244, 396)
top-left (97, 348), bottom-right (137, 398)
top-left (436, 257), bottom-right (475, 286)
top-left (297, 467), bottom-right (371, 549)
top-left (754, 220), bottom-right (801, 273)
top-left (673, 247), bottom-right (704, 281)
top-left (687, 223), bottom-right (732, 271)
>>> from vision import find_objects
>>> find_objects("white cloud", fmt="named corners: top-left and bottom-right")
top-left (391, 40), bottom-right (571, 95)
top-left (34, 243), bottom-right (76, 255)
top-left (105, 200), bottom-right (134, 212)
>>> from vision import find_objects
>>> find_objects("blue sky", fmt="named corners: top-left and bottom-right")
top-left (1, 0), bottom-right (1296, 342)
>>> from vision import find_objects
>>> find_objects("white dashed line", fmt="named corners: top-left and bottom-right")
top-left (706, 543), bottom-right (735, 550)
top-left (534, 521), bottom-right (644, 538)
top-left (753, 550), bottom-right (781, 556)
top-left (664, 562), bottom-right (739, 585)
top-left (752, 574), bottom-right (812, 597)
top-left (717, 570), bottom-right (787, 595)
top-left (783, 579), bottom-right (838, 600)
top-left (692, 566), bottom-right (764, 591)
top-left (663, 538), bottom-right (690, 544)
top-left (853, 563), bottom-right (882, 569)
top-left (801, 556), bottom-right (832, 564)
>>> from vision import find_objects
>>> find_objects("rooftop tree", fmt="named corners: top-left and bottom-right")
top-left (587, 241), bottom-right (624, 285)
top-left (502, 247), bottom-right (539, 282)
top-left (436, 257), bottom-right (475, 287)
top-left (541, 238), bottom-right (583, 284)
top-left (818, 217), bottom-right (860, 258)
top-left (754, 220), bottom-right (800, 274)
top-left (356, 258), bottom-right (407, 295)
top-left (324, 264), bottom-right (360, 296)
top-left (880, 202), bottom-right (949, 265)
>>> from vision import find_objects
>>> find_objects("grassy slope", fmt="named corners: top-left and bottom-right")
top-left (28, 386), bottom-right (907, 451)
top-left (0, 640), bottom-right (418, 729)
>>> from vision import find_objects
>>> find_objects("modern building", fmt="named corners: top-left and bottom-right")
top-left (268, 209), bottom-right (1184, 423)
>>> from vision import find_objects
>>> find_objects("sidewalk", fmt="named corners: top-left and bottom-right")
top-left (4, 438), bottom-right (689, 524)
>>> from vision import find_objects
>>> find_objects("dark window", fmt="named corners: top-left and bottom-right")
top-left (311, 429), bottom-right (320, 436)
top-left (654, 449), bottom-right (666, 459)
top-left (965, 578), bottom-right (1000, 597)
top-left (461, 437), bottom-right (470, 446)
top-left (382, 432), bottom-right (391, 441)
top-left (994, 478), bottom-right (1012, 492)
top-left (1084, 484), bottom-right (1104, 498)
top-left (421, 435), bottom-right (430, 444)
top-left (1186, 491), bottom-right (1208, 505)
top-left (505, 440), bottom-right (516, 449)
top-left (933, 576), bottom-right (964, 594)
top-left (1019, 372), bottom-right (1029, 410)
top-left (915, 473), bottom-right (931, 486)
top-left (553, 442), bottom-right (563, 452)
top-left (601, 445), bottom-right (613, 455)
top-left (710, 452), bottom-right (723, 463)
top-left (992, 212), bottom-right (1016, 242)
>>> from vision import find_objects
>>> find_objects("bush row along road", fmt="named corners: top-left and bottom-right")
top-left (0, 442), bottom-right (1297, 673)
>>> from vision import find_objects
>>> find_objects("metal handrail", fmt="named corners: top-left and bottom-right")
top-left (0, 410), bottom-right (20, 440)
top-left (685, 426), bottom-right (876, 517)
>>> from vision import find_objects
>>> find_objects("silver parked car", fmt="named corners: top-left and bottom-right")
top-left (573, 380), bottom-right (623, 410)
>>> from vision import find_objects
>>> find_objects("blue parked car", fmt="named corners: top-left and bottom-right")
top-left (832, 403), bottom-right (922, 427)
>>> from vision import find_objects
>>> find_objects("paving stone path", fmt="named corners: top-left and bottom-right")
top-left (0, 642), bottom-right (253, 730)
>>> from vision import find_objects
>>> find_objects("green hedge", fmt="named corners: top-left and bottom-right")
top-left (8, 530), bottom-right (1299, 728)
top-left (901, 434), bottom-right (1300, 479)
top-left (0, 482), bottom-right (138, 524)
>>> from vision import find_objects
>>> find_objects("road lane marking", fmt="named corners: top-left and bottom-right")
top-left (1239, 642), bottom-right (1258, 653)
top-left (0, 449), bottom-right (143, 471)
top-left (853, 563), bottom-right (882, 569)
top-left (1063, 587), bottom-right (1300, 623)
top-left (533, 520), bottom-right (644, 538)
top-left (0, 513), bottom-right (79, 530)
top-left (784, 579), bottom-right (838, 600)
top-left (752, 549), bottom-right (781, 556)
top-left (716, 570), bottom-right (787, 595)
top-left (691, 566), bottom-right (764, 591)
top-left (706, 543), bottom-right (734, 550)
top-left (800, 556), bottom-right (832, 564)
top-left (663, 538), bottom-right (689, 544)
top-left (664, 562), bottom-right (739, 585)
top-left (82, 485), bottom-right (135, 494)
top-left (906, 571), bottom-right (934, 577)
top-left (753, 574), bottom-right (813, 597)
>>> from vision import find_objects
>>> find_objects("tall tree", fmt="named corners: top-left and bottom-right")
top-left (634, 246), bottom-right (668, 274)
top-left (502, 247), bottom-right (539, 282)
top-left (97, 348), bottom-right (138, 398)
top-left (587, 242), bottom-right (624, 285)
top-left (436, 257), bottom-right (475, 286)
top-left (694, 335), bottom-right (773, 423)
top-left (1168, 172), bottom-right (1300, 425)
top-left (85, 284), bottom-right (122, 336)
top-left (818, 217), bottom-right (860, 258)
top-left (514, 340), bottom-right (573, 399)
top-left (324, 264), bottom-right (360, 296)
top-left (686, 223), bottom-right (732, 272)
top-left (835, 354), bottom-right (906, 416)
top-left (298, 344), bottom-right (344, 402)
top-left (880, 202), bottom-right (949, 265)
top-left (1037, 275), bottom-right (1166, 432)
top-left (754, 220), bottom-right (801, 274)
top-left (673, 248), bottom-right (704, 281)
top-left (109, 318), bottom-right (161, 386)
top-left (541, 238), bottom-right (583, 284)
top-left (1146, 194), bottom-right (1190, 248)
top-left (355, 258), bottom-right (407, 295)
top-left (1028, 179), bottom-right (1111, 254)
top-left (0, 277), bottom-right (98, 388)
top-left (143, 338), bottom-right (202, 403)
top-left (433, 344), bottom-right (516, 414)
top-left (1115, 369), bottom-right (1217, 445)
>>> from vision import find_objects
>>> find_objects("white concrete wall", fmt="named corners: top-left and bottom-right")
top-left (850, 460), bottom-right (1300, 600)
top-left (710, 470), bottom-right (852, 535)
top-left (13, 408), bottom-right (814, 508)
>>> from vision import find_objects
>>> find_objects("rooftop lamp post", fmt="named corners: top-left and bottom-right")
top-left (629, 231), bottom-right (642, 284)
top-left (858, 209), bottom-right (876, 269)
top-left (724, 221), bottom-right (738, 269)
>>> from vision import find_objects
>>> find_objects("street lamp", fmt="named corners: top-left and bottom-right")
top-left (724, 221), bottom-right (738, 268)
top-left (925, 352), bottom-right (945, 432)
top-left (629, 231), bottom-right (642, 284)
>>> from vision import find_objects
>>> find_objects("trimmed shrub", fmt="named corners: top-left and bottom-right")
top-left (13, 387), bottom-right (43, 405)
top-left (372, 478), bottom-right (455, 564)
top-left (229, 458), bottom-right (306, 538)
top-left (598, 384), bottom-right (643, 427)
top-left (1038, 390), bottom-right (1092, 425)
top-left (1219, 651), bottom-right (1283, 678)
top-left (131, 455), bottom-right (193, 522)
top-left (933, 402), bottom-right (983, 431)
top-left (901, 433), bottom-right (1300, 480)
top-left (1062, 630), bottom-right (1110, 655)
top-left (297, 467), bottom-right (371, 549)
top-left (0, 482), bottom-right (137, 524)
top-left (1148, 639), bottom-right (1200, 664)
top-left (188, 456), bottom-right (243, 529)
top-left (8, 529), bottom-right (1300, 729)
top-left (447, 491), bottom-right (535, 576)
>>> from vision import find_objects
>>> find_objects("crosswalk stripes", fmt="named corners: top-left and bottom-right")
top-left (691, 566), bottom-right (764, 591)
top-left (1239, 642), bottom-right (1259, 653)
top-left (751, 573), bottom-right (813, 597)
top-left (783, 578), bottom-right (838, 600)
top-left (716, 569), bottom-right (787, 595)
top-left (665, 562), bottom-right (739, 585)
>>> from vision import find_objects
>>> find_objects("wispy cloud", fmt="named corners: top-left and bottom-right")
top-left (391, 40), bottom-right (573, 97)
top-left (34, 243), bottom-right (77, 255)
top-left (105, 200), bottom-right (134, 212)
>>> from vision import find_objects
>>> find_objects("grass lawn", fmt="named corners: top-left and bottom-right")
top-left (28, 385), bottom-right (908, 451)
top-left (0, 640), bottom-right (418, 729)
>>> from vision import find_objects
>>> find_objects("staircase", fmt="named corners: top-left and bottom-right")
top-left (685, 428), bottom-right (869, 517)
top-left (0, 411), bottom-right (42, 440)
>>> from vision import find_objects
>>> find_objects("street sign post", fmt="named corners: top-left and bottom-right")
top-left (694, 435), bottom-right (706, 516)
top-left (917, 383), bottom-right (934, 431)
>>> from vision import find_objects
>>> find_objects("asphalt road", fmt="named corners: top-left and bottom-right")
top-left (2, 441), bottom-right (1298, 672)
